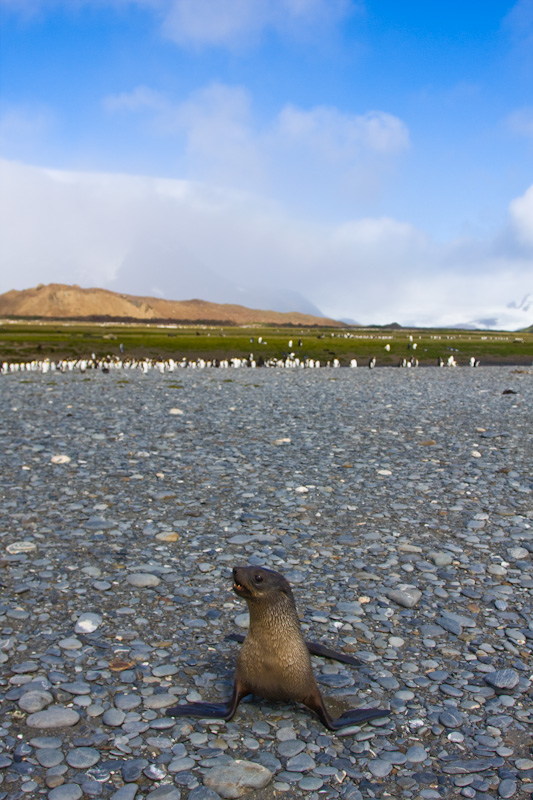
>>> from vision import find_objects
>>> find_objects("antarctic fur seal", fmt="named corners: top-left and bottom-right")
top-left (166, 566), bottom-right (390, 731)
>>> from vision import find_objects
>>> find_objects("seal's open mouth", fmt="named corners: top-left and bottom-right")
top-left (233, 581), bottom-right (248, 596)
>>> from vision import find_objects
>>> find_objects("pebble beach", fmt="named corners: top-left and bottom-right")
top-left (1, 366), bottom-right (532, 800)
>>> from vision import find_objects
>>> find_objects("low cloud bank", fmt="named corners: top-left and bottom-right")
top-left (0, 158), bottom-right (531, 329)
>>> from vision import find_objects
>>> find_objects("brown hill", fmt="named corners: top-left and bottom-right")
top-left (0, 284), bottom-right (343, 327)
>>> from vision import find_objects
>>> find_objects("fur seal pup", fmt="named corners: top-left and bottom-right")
top-left (166, 566), bottom-right (390, 731)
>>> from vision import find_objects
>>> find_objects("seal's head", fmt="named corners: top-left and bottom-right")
top-left (232, 565), bottom-right (294, 605)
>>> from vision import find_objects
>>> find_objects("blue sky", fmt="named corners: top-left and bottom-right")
top-left (0, 0), bottom-right (532, 327)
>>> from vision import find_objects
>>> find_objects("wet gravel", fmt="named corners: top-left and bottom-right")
top-left (1, 366), bottom-right (532, 800)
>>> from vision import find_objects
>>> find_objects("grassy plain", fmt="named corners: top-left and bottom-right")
top-left (0, 320), bottom-right (532, 366)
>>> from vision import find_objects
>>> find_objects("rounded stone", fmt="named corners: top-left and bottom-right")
top-left (48, 785), bottom-right (83, 800)
top-left (499, 779), bottom-right (517, 798)
top-left (515, 759), bottom-right (533, 770)
top-left (60, 681), bottom-right (91, 695)
top-left (74, 612), bottom-right (103, 633)
top-left (406, 745), bottom-right (428, 763)
top-left (114, 693), bottom-right (142, 710)
top-left (386, 587), bottom-right (422, 608)
top-left (126, 573), bottom-right (161, 588)
top-left (26, 706), bottom-right (80, 729)
top-left (58, 637), bottom-right (83, 650)
top-left (122, 758), bottom-right (149, 782)
top-left (368, 759), bottom-right (393, 777)
top-left (299, 776), bottom-right (324, 790)
top-left (286, 753), bottom-right (316, 772)
top-left (156, 531), bottom-right (180, 542)
top-left (204, 759), bottom-right (273, 798)
top-left (109, 786), bottom-right (139, 800)
top-left (102, 708), bottom-right (126, 727)
top-left (439, 710), bottom-right (463, 728)
top-left (169, 757), bottom-right (196, 773)
top-left (146, 786), bottom-right (182, 799)
top-left (18, 690), bottom-right (54, 713)
top-left (144, 693), bottom-right (179, 709)
top-left (66, 747), bottom-right (101, 769)
top-left (12, 660), bottom-right (40, 673)
top-left (6, 541), bottom-right (37, 554)
top-left (152, 664), bottom-right (179, 677)
top-left (36, 749), bottom-right (65, 767)
top-left (484, 670), bottom-right (520, 691)
top-left (30, 736), bottom-right (63, 749)
top-left (277, 739), bottom-right (305, 757)
top-left (188, 788), bottom-right (224, 800)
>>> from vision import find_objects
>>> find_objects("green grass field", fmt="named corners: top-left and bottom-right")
top-left (0, 320), bottom-right (532, 366)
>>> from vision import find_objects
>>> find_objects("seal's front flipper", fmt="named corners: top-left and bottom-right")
top-left (165, 701), bottom-right (230, 719)
top-left (303, 687), bottom-right (389, 732)
top-left (306, 641), bottom-right (362, 667)
top-left (331, 707), bottom-right (390, 730)
top-left (166, 680), bottom-right (248, 723)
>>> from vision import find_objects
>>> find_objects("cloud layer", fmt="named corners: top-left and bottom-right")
top-left (0, 0), bottom-right (354, 45)
top-left (104, 82), bottom-right (410, 212)
top-left (1, 158), bottom-right (531, 329)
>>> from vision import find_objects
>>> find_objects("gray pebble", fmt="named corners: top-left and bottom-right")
top-left (122, 758), bottom-right (149, 782)
top-left (74, 612), bottom-right (102, 633)
top-left (385, 587), bottom-right (422, 608)
top-left (368, 758), bottom-right (393, 777)
top-left (286, 753), bottom-right (316, 772)
top-left (146, 786), bottom-right (181, 800)
top-left (36, 749), bottom-right (65, 768)
top-left (48, 785), bottom-right (83, 800)
top-left (299, 776), bottom-right (324, 790)
top-left (18, 690), bottom-right (54, 713)
top-left (102, 708), bottom-right (126, 726)
top-left (66, 747), bottom-right (100, 768)
top-left (26, 706), bottom-right (80, 729)
top-left (30, 737), bottom-right (63, 749)
top-left (169, 757), bottom-right (196, 773)
top-left (110, 787), bottom-right (139, 800)
top-left (126, 573), bottom-right (161, 588)
top-left (277, 739), bottom-right (305, 757)
top-left (439, 709), bottom-right (464, 728)
top-left (114, 693), bottom-right (142, 710)
top-left (406, 745), bottom-right (427, 763)
top-left (204, 760), bottom-right (273, 796)
top-left (187, 788), bottom-right (222, 800)
top-left (484, 670), bottom-right (520, 690)
top-left (499, 779), bottom-right (517, 798)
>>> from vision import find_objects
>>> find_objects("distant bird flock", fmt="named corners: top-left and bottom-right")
top-left (1, 351), bottom-right (480, 374)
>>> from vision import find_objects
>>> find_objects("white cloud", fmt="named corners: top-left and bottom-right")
top-left (105, 82), bottom-right (409, 205)
top-left (103, 85), bottom-right (167, 113)
top-left (106, 82), bottom-right (265, 187)
top-left (0, 0), bottom-right (354, 46)
top-left (0, 106), bottom-right (55, 159)
top-left (507, 107), bottom-right (533, 139)
top-left (509, 184), bottom-right (533, 247)
top-left (0, 158), bottom-right (531, 330)
top-left (159, 0), bottom-right (354, 47)
top-left (504, 0), bottom-right (533, 43)
top-left (277, 106), bottom-right (409, 158)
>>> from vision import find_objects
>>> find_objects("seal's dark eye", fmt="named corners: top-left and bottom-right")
top-left (254, 574), bottom-right (263, 583)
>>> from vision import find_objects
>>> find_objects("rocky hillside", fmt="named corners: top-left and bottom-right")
top-left (0, 284), bottom-right (342, 327)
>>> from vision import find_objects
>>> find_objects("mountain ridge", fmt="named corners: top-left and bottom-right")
top-left (0, 284), bottom-right (344, 327)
